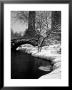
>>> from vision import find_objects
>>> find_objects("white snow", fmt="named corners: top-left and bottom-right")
top-left (39, 65), bottom-right (51, 71)
top-left (39, 57), bottom-right (61, 79)
top-left (16, 44), bottom-right (38, 54)
top-left (16, 43), bottom-right (61, 79)
top-left (39, 67), bottom-right (61, 79)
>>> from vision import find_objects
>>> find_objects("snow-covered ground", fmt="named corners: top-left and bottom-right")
top-left (16, 43), bottom-right (61, 79)
top-left (39, 67), bottom-right (61, 79)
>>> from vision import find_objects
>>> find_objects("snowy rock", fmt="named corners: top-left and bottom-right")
top-left (39, 65), bottom-right (52, 71)
top-left (39, 67), bottom-right (61, 79)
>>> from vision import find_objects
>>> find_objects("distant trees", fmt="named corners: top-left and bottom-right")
top-left (42, 11), bottom-right (61, 46)
top-left (45, 11), bottom-right (61, 43)
top-left (11, 11), bottom-right (28, 24)
top-left (51, 11), bottom-right (61, 41)
top-left (11, 11), bottom-right (29, 39)
top-left (11, 29), bottom-right (22, 39)
top-left (52, 11), bottom-right (61, 31)
top-left (11, 11), bottom-right (61, 51)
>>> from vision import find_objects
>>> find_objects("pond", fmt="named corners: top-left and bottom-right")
top-left (11, 49), bottom-right (53, 79)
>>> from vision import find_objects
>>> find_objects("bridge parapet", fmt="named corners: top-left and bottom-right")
top-left (11, 38), bottom-right (38, 50)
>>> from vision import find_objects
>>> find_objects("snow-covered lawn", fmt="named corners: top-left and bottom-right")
top-left (16, 43), bottom-right (61, 79)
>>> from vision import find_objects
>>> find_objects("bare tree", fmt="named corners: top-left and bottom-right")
top-left (35, 11), bottom-right (51, 51)
top-left (11, 11), bottom-right (61, 52)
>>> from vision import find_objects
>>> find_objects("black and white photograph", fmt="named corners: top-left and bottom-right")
top-left (4, 4), bottom-right (69, 86)
top-left (11, 11), bottom-right (61, 79)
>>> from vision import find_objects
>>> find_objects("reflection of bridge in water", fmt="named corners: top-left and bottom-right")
top-left (11, 38), bottom-right (38, 50)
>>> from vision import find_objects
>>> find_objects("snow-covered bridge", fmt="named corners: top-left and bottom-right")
top-left (11, 38), bottom-right (38, 50)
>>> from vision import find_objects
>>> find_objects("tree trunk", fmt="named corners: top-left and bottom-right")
top-left (52, 11), bottom-right (61, 41)
top-left (38, 36), bottom-right (44, 52)
top-left (28, 11), bottom-right (35, 31)
top-left (51, 11), bottom-right (61, 32)
top-left (25, 11), bottom-right (36, 39)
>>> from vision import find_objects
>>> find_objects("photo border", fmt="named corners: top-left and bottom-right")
top-left (0, 0), bottom-right (70, 89)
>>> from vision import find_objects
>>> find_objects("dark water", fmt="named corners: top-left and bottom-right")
top-left (11, 50), bottom-right (53, 79)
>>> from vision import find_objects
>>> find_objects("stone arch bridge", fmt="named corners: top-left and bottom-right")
top-left (11, 38), bottom-right (38, 50)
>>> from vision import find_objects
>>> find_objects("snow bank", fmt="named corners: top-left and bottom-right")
top-left (16, 44), bottom-right (38, 54)
top-left (39, 67), bottom-right (61, 79)
top-left (16, 43), bottom-right (61, 79)
top-left (39, 56), bottom-right (61, 79)
top-left (32, 44), bottom-right (61, 61)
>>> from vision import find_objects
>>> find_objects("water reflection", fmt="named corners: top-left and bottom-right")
top-left (11, 50), bottom-right (53, 79)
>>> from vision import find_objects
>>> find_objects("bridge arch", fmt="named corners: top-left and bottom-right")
top-left (11, 38), bottom-right (38, 50)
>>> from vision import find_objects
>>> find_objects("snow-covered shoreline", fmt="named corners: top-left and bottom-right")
top-left (16, 43), bottom-right (61, 79)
